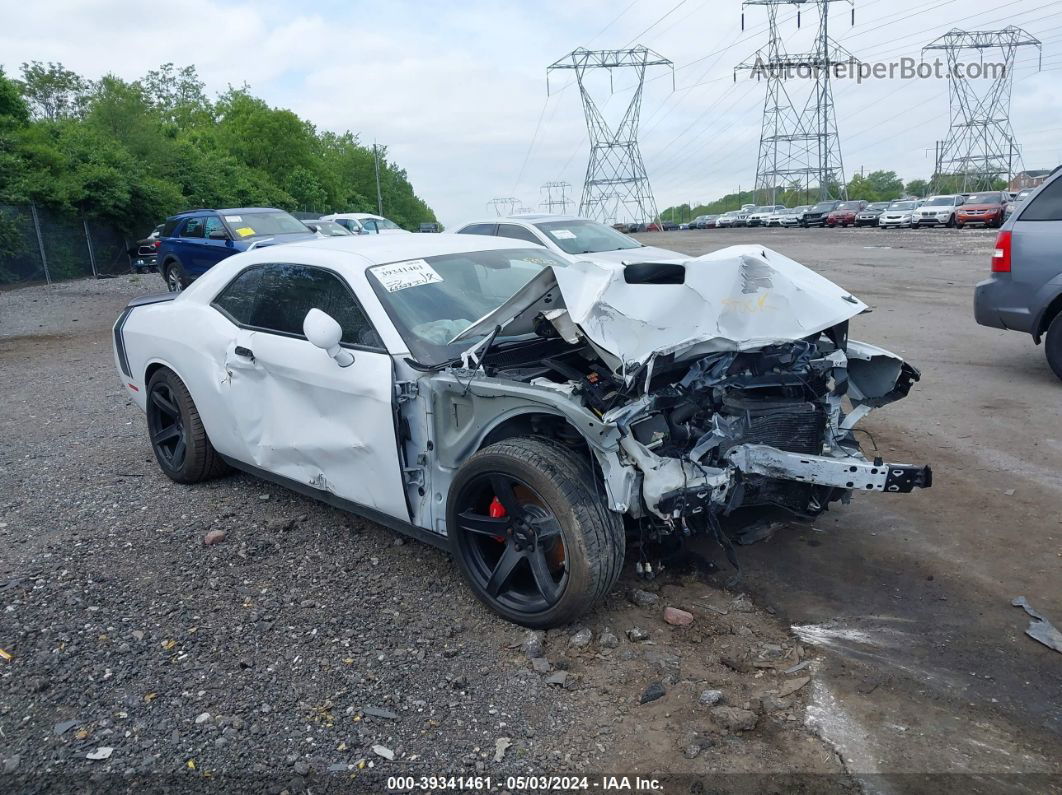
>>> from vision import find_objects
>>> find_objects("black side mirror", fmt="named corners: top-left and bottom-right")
top-left (209, 229), bottom-right (229, 240)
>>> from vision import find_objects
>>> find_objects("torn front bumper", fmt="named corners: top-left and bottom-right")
top-left (728, 445), bottom-right (932, 494)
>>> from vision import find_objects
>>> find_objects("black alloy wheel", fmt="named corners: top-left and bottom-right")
top-left (453, 472), bottom-right (568, 615)
top-left (147, 380), bottom-right (187, 471)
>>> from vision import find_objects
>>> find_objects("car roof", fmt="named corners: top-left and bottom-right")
top-left (323, 212), bottom-right (391, 221)
top-left (168, 207), bottom-right (283, 218)
top-left (279, 232), bottom-right (544, 272)
top-left (459, 214), bottom-right (590, 227)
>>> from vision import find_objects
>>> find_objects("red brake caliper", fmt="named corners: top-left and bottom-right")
top-left (489, 496), bottom-right (507, 543)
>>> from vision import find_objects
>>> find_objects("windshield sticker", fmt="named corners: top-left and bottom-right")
top-left (235, 227), bottom-right (255, 237)
top-left (224, 215), bottom-right (242, 222)
top-left (551, 229), bottom-right (577, 240)
top-left (373, 259), bottom-right (444, 292)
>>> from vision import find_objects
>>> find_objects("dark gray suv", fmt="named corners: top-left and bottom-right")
top-left (975, 167), bottom-right (1062, 380)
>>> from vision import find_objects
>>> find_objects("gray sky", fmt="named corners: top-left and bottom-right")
top-left (2, 0), bottom-right (1059, 226)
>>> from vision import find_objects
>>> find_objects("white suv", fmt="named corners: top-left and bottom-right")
top-left (912, 195), bottom-right (965, 228)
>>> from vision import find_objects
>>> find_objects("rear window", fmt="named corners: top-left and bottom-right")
top-left (1017, 178), bottom-right (1062, 221)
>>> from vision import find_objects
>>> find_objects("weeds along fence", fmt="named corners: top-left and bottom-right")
top-left (0, 204), bottom-right (133, 287)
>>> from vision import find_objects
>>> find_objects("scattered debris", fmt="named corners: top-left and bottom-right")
top-left (531, 657), bottom-right (551, 674)
top-left (372, 745), bottom-right (395, 761)
top-left (494, 737), bottom-right (512, 762)
top-left (698, 689), bottom-right (724, 707)
top-left (86, 747), bottom-right (113, 761)
top-left (639, 682), bottom-right (666, 704)
top-left (1012, 596), bottom-right (1062, 653)
top-left (627, 627), bottom-right (650, 642)
top-left (521, 631), bottom-right (545, 659)
top-left (569, 628), bottom-right (593, 648)
top-left (628, 589), bottom-right (659, 608)
top-left (720, 652), bottom-right (752, 673)
top-left (361, 706), bottom-right (399, 720)
top-left (784, 660), bottom-right (810, 674)
top-left (777, 676), bottom-right (812, 697)
top-left (0, 648), bottom-right (12, 663)
top-left (53, 719), bottom-right (78, 736)
top-left (194, 712), bottom-right (211, 724)
top-left (709, 706), bottom-right (758, 733)
top-left (544, 671), bottom-right (569, 687)
top-left (203, 530), bottom-right (227, 546)
top-left (663, 606), bottom-right (694, 626)
top-left (730, 594), bottom-right (755, 613)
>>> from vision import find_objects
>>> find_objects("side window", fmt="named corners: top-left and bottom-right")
top-left (1018, 178), bottom-right (1062, 221)
top-left (497, 224), bottom-right (545, 246)
top-left (204, 216), bottom-right (226, 239)
top-left (162, 219), bottom-right (180, 237)
top-left (250, 264), bottom-right (384, 349)
top-left (180, 217), bottom-right (205, 238)
top-left (458, 223), bottom-right (496, 236)
top-left (213, 267), bottom-right (265, 325)
top-left (361, 219), bottom-right (378, 234)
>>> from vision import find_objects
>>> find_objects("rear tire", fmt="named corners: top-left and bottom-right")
top-left (146, 368), bottom-right (230, 483)
top-left (448, 438), bottom-right (624, 628)
top-left (1045, 312), bottom-right (1062, 382)
top-left (163, 261), bottom-right (189, 293)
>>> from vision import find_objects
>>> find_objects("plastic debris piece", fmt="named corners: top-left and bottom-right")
top-left (1012, 596), bottom-right (1062, 653)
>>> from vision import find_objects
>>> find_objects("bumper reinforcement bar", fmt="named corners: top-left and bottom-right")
top-left (728, 444), bottom-right (932, 493)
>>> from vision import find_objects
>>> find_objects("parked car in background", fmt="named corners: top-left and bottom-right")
top-left (698, 214), bottom-right (720, 229)
top-left (878, 200), bottom-right (919, 229)
top-left (129, 224), bottom-right (163, 272)
top-left (304, 220), bottom-right (354, 237)
top-left (855, 202), bottom-right (892, 227)
top-left (660, 220), bottom-right (680, 231)
top-left (419, 222), bottom-right (442, 233)
top-left (825, 200), bottom-right (869, 227)
top-left (1005, 188), bottom-right (1033, 220)
top-left (157, 208), bottom-right (316, 292)
top-left (913, 195), bottom-right (965, 228)
top-left (113, 234), bottom-right (931, 627)
top-left (955, 191), bottom-right (1009, 228)
top-left (455, 215), bottom-right (683, 265)
top-left (975, 170), bottom-right (1062, 380)
top-left (730, 208), bottom-right (753, 227)
top-left (320, 213), bottom-right (410, 235)
top-left (746, 205), bottom-right (786, 227)
top-left (800, 200), bottom-right (841, 227)
top-left (768, 206), bottom-right (808, 227)
top-left (715, 211), bottom-right (739, 228)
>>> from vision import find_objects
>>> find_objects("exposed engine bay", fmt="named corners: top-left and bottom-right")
top-left (436, 245), bottom-right (932, 553)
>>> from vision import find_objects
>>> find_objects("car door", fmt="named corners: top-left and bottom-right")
top-left (176, 216), bottom-right (208, 275)
top-left (210, 262), bottom-right (410, 520)
top-left (201, 215), bottom-right (234, 271)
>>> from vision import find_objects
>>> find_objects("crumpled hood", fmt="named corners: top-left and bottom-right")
top-left (454, 245), bottom-right (867, 374)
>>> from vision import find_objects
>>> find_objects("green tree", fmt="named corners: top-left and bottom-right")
top-left (905, 179), bottom-right (929, 197)
top-left (18, 61), bottom-right (93, 121)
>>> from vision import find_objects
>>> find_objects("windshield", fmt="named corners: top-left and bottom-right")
top-left (1016, 190), bottom-right (1032, 201)
top-left (811, 202), bottom-right (837, 212)
top-left (926, 196), bottom-right (956, 206)
top-left (371, 217), bottom-right (403, 230)
top-left (888, 201), bottom-right (916, 210)
top-left (966, 193), bottom-right (1002, 204)
top-left (312, 220), bottom-right (352, 236)
top-left (835, 202), bottom-right (860, 210)
top-left (367, 248), bottom-right (571, 362)
top-left (533, 219), bottom-right (641, 255)
top-left (866, 202), bottom-right (890, 210)
top-left (222, 211), bottom-right (308, 238)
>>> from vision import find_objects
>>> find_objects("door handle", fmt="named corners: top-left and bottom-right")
top-left (234, 346), bottom-right (255, 361)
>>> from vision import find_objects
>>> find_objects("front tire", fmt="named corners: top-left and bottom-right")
top-left (448, 438), bottom-right (624, 628)
top-left (1045, 313), bottom-right (1062, 382)
top-left (146, 368), bottom-right (230, 483)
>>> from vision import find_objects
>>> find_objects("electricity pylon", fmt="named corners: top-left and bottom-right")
top-left (540, 181), bottom-right (572, 214)
top-left (923, 27), bottom-right (1041, 192)
top-left (487, 197), bottom-right (520, 216)
top-left (548, 47), bottom-right (674, 225)
top-left (736, 0), bottom-right (856, 204)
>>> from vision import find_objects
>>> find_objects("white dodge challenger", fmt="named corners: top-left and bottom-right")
top-left (113, 234), bottom-right (931, 627)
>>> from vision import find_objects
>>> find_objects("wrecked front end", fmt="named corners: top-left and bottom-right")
top-left (446, 245), bottom-right (932, 550)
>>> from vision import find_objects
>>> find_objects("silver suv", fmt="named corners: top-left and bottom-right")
top-left (975, 167), bottom-right (1062, 380)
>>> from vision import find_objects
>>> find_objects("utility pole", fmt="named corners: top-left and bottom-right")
top-left (736, 0), bottom-right (855, 202)
top-left (548, 46), bottom-right (674, 226)
top-left (487, 197), bottom-right (520, 216)
top-left (540, 181), bottom-right (573, 213)
top-left (373, 142), bottom-right (384, 215)
top-left (923, 27), bottom-right (1041, 192)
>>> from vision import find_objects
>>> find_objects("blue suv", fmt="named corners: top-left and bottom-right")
top-left (157, 208), bottom-right (316, 292)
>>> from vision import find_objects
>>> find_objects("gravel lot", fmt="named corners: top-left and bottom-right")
top-left (1, 227), bottom-right (1060, 792)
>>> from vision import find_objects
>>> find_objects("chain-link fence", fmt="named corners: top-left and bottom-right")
top-left (0, 204), bottom-right (133, 287)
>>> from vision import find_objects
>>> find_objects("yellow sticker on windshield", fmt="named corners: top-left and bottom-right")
top-left (235, 227), bottom-right (255, 237)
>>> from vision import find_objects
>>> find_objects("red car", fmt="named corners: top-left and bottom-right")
top-left (825, 200), bottom-right (868, 227)
top-left (956, 191), bottom-right (1009, 228)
